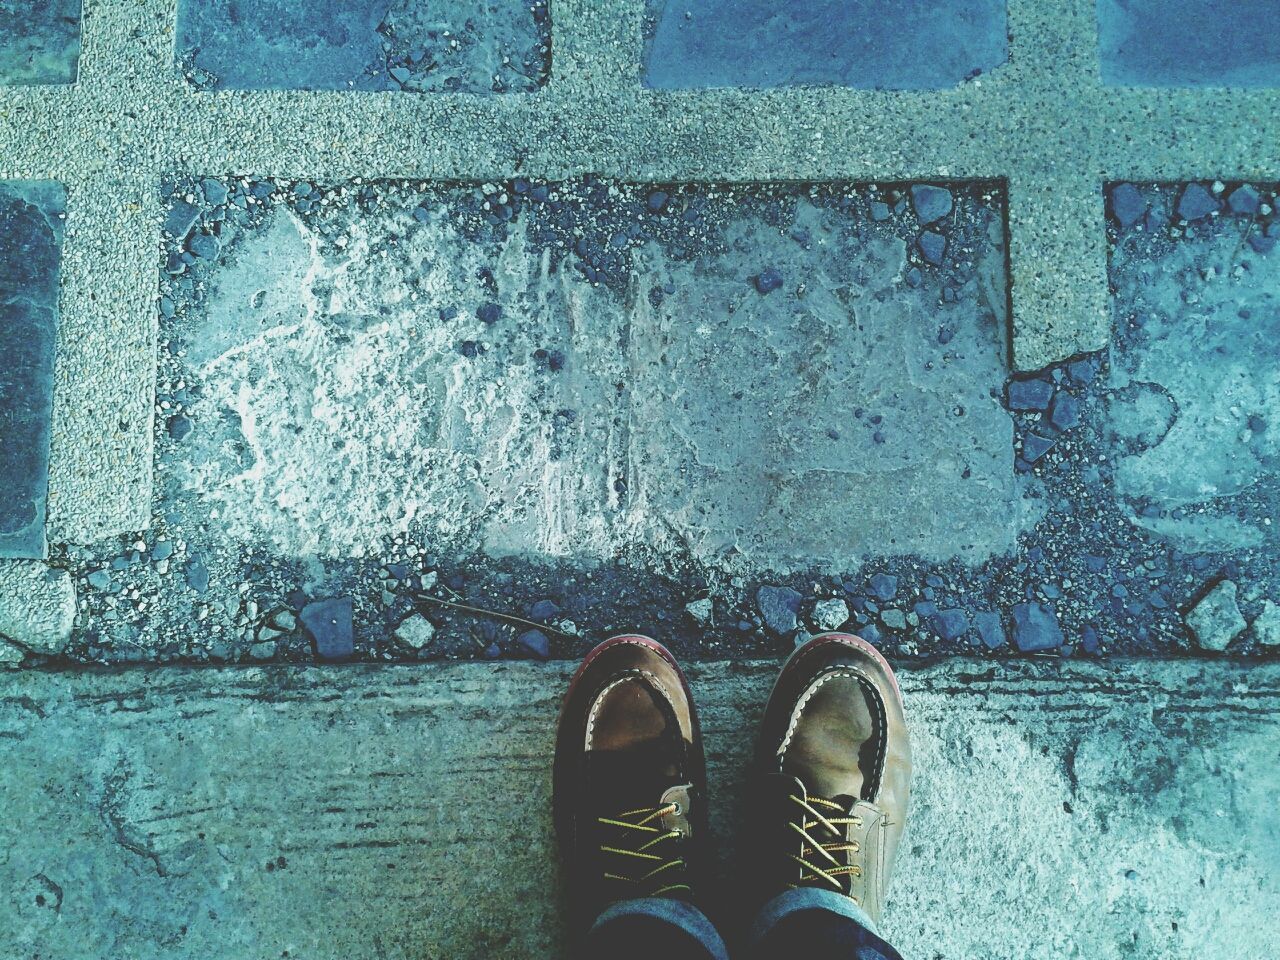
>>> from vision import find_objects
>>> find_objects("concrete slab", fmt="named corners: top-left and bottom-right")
top-left (1104, 183), bottom-right (1280, 553)
top-left (628, 200), bottom-right (1017, 569)
top-left (0, 658), bottom-right (1276, 958)
top-left (0, 180), bottom-right (65, 559)
top-left (642, 0), bottom-right (1007, 90)
top-left (1098, 0), bottom-right (1280, 88)
top-left (177, 0), bottom-right (550, 93)
top-left (0, 0), bottom-right (81, 85)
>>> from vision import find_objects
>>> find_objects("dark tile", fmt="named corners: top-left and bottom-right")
top-left (644, 0), bottom-right (1007, 90)
top-left (0, 181), bottom-right (66, 558)
top-left (0, 0), bottom-right (82, 85)
top-left (1099, 0), bottom-right (1280, 87)
top-left (177, 0), bottom-right (549, 93)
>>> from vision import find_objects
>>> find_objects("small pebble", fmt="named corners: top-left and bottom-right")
top-left (517, 629), bottom-right (550, 659)
top-left (910, 184), bottom-right (953, 224)
top-left (1176, 183), bottom-right (1221, 221)
top-left (685, 598), bottom-right (714, 623)
top-left (757, 585), bottom-right (802, 635)
top-left (1011, 602), bottom-right (1063, 652)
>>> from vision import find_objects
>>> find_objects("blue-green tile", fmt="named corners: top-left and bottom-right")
top-left (1099, 0), bottom-right (1280, 87)
top-left (643, 0), bottom-right (1007, 90)
top-left (176, 0), bottom-right (549, 93)
top-left (0, 0), bottom-right (82, 86)
top-left (0, 181), bottom-right (66, 558)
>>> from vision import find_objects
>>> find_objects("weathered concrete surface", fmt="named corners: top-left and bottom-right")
top-left (1, 659), bottom-right (1276, 959)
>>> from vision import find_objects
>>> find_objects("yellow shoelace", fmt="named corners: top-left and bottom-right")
top-left (598, 802), bottom-right (689, 897)
top-left (788, 793), bottom-right (864, 896)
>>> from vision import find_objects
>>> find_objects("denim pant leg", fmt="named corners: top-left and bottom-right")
top-left (583, 897), bottom-right (730, 960)
top-left (748, 889), bottom-right (906, 960)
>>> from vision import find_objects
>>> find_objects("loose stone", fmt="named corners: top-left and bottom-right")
top-left (917, 231), bottom-right (946, 265)
top-left (301, 598), bottom-right (354, 661)
top-left (910, 184), bottom-right (953, 224)
top-left (1185, 581), bottom-right (1245, 651)
top-left (1048, 392), bottom-right (1080, 431)
top-left (1176, 183), bottom-right (1221, 221)
top-left (973, 611), bottom-right (1005, 649)
top-left (1011, 602), bottom-right (1063, 652)
top-left (1227, 185), bottom-right (1260, 215)
top-left (685, 598), bottom-right (714, 623)
top-left (811, 598), bottom-right (850, 632)
top-left (757, 585), bottom-right (802, 635)
top-left (1006, 378), bottom-right (1054, 411)
top-left (880, 608), bottom-right (907, 631)
top-left (932, 608), bottom-right (969, 641)
top-left (1108, 183), bottom-right (1146, 228)
top-left (868, 573), bottom-right (898, 602)
top-left (393, 613), bottom-right (436, 650)
top-left (1021, 433), bottom-right (1055, 463)
top-left (529, 599), bottom-right (561, 621)
top-left (248, 641), bottom-right (276, 661)
top-left (517, 629), bottom-right (550, 658)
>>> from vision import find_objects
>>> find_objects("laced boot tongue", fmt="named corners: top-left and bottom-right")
top-left (784, 776), bottom-right (865, 896)
top-left (587, 741), bottom-right (692, 901)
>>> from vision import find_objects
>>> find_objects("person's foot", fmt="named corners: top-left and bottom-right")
top-left (553, 635), bottom-right (709, 934)
top-left (751, 633), bottom-right (911, 925)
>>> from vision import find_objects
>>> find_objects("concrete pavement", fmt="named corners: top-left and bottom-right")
top-left (2, 657), bottom-right (1277, 959)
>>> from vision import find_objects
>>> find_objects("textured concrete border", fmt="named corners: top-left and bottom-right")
top-left (1, 0), bottom-right (1278, 543)
top-left (1, 658), bottom-right (1277, 958)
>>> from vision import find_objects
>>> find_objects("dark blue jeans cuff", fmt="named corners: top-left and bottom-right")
top-left (585, 897), bottom-right (730, 960)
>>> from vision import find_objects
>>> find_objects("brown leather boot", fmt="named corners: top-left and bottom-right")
top-left (553, 635), bottom-right (709, 936)
top-left (751, 633), bottom-right (912, 925)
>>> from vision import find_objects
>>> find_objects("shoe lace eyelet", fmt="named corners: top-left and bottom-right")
top-left (670, 801), bottom-right (682, 816)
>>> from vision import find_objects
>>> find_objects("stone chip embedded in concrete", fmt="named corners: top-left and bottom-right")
top-left (0, 561), bottom-right (76, 654)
